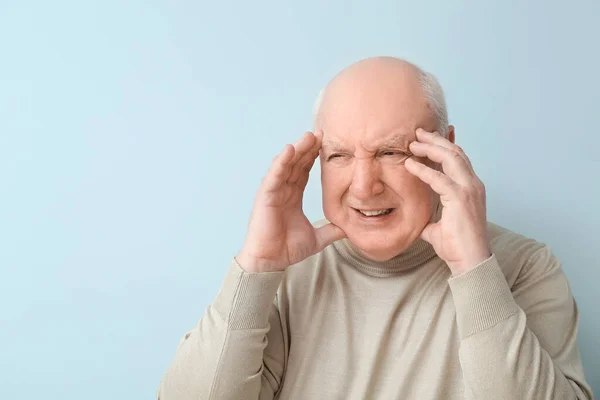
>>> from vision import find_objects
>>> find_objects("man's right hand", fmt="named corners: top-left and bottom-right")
top-left (236, 131), bottom-right (346, 273)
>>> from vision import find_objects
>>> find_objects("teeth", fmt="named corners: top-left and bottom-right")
top-left (359, 209), bottom-right (392, 216)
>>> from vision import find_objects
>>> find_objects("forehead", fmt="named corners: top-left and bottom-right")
top-left (322, 130), bottom-right (413, 151)
top-left (317, 81), bottom-right (436, 148)
top-left (318, 103), bottom-right (435, 151)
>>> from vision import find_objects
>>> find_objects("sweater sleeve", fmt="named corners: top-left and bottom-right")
top-left (156, 258), bottom-right (287, 400)
top-left (448, 249), bottom-right (594, 400)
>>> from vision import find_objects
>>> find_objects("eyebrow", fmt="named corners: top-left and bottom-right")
top-left (321, 138), bottom-right (350, 152)
top-left (378, 134), bottom-right (411, 149)
top-left (322, 134), bottom-right (411, 152)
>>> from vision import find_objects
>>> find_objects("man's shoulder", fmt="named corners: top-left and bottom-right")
top-left (487, 221), bottom-right (545, 253)
top-left (486, 221), bottom-right (559, 286)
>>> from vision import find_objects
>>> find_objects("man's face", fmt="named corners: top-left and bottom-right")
top-left (318, 68), bottom-right (440, 261)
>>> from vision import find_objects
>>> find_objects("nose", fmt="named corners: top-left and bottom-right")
top-left (348, 158), bottom-right (384, 200)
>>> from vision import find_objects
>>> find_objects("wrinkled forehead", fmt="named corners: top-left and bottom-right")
top-left (317, 98), bottom-right (436, 150)
top-left (321, 130), bottom-right (413, 153)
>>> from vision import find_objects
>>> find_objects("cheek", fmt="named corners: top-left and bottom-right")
top-left (321, 165), bottom-right (349, 214)
top-left (384, 167), bottom-right (434, 202)
top-left (383, 165), bottom-right (419, 187)
top-left (321, 165), bottom-right (348, 194)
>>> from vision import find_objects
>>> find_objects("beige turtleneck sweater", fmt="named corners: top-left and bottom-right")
top-left (157, 221), bottom-right (593, 399)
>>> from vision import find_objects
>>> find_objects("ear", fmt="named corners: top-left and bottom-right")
top-left (446, 125), bottom-right (455, 143)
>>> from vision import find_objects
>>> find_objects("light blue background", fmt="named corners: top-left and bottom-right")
top-left (1, 1), bottom-right (598, 398)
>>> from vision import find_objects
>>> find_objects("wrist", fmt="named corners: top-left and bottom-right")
top-left (235, 252), bottom-right (287, 273)
top-left (448, 248), bottom-right (492, 276)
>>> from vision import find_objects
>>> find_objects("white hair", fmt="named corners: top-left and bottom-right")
top-left (417, 70), bottom-right (449, 136)
top-left (313, 64), bottom-right (449, 137)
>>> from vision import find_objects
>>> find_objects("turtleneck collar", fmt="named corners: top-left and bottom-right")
top-left (333, 236), bottom-right (438, 278)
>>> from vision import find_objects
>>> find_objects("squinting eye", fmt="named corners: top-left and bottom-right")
top-left (381, 151), bottom-right (407, 157)
top-left (379, 151), bottom-right (413, 163)
top-left (327, 154), bottom-right (344, 161)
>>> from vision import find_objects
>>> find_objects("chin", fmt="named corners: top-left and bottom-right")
top-left (346, 230), bottom-right (412, 261)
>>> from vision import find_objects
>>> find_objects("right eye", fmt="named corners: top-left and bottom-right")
top-left (327, 154), bottom-right (344, 161)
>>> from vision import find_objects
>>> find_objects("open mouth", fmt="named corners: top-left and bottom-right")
top-left (353, 208), bottom-right (395, 217)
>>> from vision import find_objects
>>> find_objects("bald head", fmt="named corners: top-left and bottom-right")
top-left (333, 56), bottom-right (423, 86)
top-left (314, 57), bottom-right (448, 137)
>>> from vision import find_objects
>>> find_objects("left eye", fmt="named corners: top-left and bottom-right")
top-left (382, 151), bottom-right (401, 156)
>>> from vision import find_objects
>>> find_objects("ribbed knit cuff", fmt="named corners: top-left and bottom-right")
top-left (212, 258), bottom-right (285, 330)
top-left (448, 254), bottom-right (520, 339)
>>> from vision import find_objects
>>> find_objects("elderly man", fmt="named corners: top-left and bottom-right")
top-left (157, 57), bottom-right (593, 399)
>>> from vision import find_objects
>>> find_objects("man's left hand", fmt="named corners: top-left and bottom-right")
top-left (405, 128), bottom-right (491, 276)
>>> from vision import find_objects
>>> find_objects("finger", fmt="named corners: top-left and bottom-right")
top-left (286, 132), bottom-right (318, 183)
top-left (293, 154), bottom-right (317, 190)
top-left (288, 132), bottom-right (322, 185)
top-left (409, 141), bottom-right (473, 184)
top-left (404, 157), bottom-right (457, 196)
top-left (261, 144), bottom-right (295, 193)
top-left (315, 223), bottom-right (346, 250)
top-left (415, 128), bottom-right (472, 167)
top-left (415, 128), bottom-right (452, 147)
top-left (290, 132), bottom-right (317, 165)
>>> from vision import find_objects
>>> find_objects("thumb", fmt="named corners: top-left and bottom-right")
top-left (420, 222), bottom-right (439, 245)
top-left (315, 223), bottom-right (347, 251)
